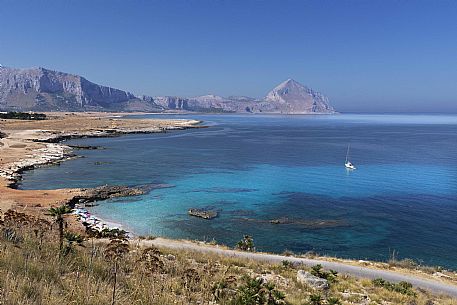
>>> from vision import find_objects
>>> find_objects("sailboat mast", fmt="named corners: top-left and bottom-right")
top-left (346, 144), bottom-right (350, 163)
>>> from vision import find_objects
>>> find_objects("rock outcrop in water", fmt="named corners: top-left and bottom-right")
top-left (188, 208), bottom-right (218, 219)
top-left (72, 185), bottom-right (145, 205)
top-left (1, 65), bottom-right (335, 114)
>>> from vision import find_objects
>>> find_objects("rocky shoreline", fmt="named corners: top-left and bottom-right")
top-left (0, 115), bottom-right (202, 187)
top-left (0, 142), bottom-right (74, 187)
top-left (0, 113), bottom-right (202, 225)
top-left (68, 185), bottom-right (146, 206)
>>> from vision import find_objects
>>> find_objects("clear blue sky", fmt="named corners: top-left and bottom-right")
top-left (1, 0), bottom-right (456, 112)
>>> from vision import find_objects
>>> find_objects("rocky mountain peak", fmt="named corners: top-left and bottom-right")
top-left (279, 78), bottom-right (302, 87)
top-left (0, 66), bottom-right (142, 112)
top-left (264, 79), bottom-right (335, 113)
top-left (0, 65), bottom-right (336, 114)
top-left (266, 78), bottom-right (311, 100)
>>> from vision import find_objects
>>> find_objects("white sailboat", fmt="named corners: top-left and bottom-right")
top-left (345, 144), bottom-right (356, 170)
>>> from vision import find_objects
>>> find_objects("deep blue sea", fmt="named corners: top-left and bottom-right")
top-left (19, 114), bottom-right (457, 268)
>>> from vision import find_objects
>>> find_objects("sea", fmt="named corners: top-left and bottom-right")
top-left (19, 114), bottom-right (457, 268)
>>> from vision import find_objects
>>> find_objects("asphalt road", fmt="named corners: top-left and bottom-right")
top-left (144, 238), bottom-right (457, 298)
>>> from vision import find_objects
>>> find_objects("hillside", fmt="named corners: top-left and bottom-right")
top-left (0, 66), bottom-right (335, 114)
top-left (142, 79), bottom-right (335, 114)
top-left (0, 212), bottom-right (455, 304)
top-left (264, 79), bottom-right (334, 113)
top-left (0, 66), bottom-right (159, 112)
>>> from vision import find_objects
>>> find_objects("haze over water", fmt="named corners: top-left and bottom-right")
top-left (20, 114), bottom-right (457, 268)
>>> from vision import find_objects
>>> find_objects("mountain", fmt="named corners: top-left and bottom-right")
top-left (142, 80), bottom-right (335, 114)
top-left (159, 79), bottom-right (334, 113)
top-left (0, 66), bottom-right (160, 112)
top-left (264, 78), bottom-right (334, 113)
top-left (0, 66), bottom-right (335, 113)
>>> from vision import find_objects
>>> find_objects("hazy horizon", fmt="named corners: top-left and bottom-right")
top-left (1, 0), bottom-right (456, 113)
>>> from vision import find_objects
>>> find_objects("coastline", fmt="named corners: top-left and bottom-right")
top-left (0, 112), bottom-right (202, 225)
top-left (2, 112), bottom-right (457, 295)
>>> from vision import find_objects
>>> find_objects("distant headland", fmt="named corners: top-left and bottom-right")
top-left (0, 66), bottom-right (335, 114)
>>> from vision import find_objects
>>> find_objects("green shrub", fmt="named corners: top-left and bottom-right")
top-left (327, 297), bottom-right (342, 305)
top-left (236, 235), bottom-right (255, 252)
top-left (235, 276), bottom-right (286, 305)
top-left (310, 264), bottom-right (338, 283)
top-left (0, 111), bottom-right (46, 120)
top-left (372, 278), bottom-right (416, 296)
top-left (282, 260), bottom-right (293, 268)
top-left (307, 293), bottom-right (322, 305)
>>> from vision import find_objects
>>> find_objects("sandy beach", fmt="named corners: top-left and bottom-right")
top-left (0, 112), bottom-right (201, 226)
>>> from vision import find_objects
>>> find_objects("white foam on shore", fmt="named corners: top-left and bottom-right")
top-left (72, 204), bottom-right (132, 236)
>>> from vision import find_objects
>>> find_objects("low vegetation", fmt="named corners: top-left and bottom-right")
top-left (372, 278), bottom-right (416, 296)
top-left (0, 209), bottom-right (456, 304)
top-left (310, 264), bottom-right (338, 283)
top-left (0, 111), bottom-right (46, 120)
top-left (47, 205), bottom-right (73, 253)
top-left (236, 235), bottom-right (256, 252)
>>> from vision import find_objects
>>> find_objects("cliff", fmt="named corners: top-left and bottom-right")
top-left (0, 66), bottom-right (159, 112)
top-left (0, 66), bottom-right (335, 114)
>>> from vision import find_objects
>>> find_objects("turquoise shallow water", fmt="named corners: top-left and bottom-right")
top-left (20, 114), bottom-right (457, 268)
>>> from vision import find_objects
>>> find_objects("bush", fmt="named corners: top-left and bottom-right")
top-left (372, 278), bottom-right (416, 296)
top-left (305, 294), bottom-right (341, 305)
top-left (327, 297), bottom-right (342, 305)
top-left (0, 111), bottom-right (46, 120)
top-left (307, 293), bottom-right (322, 305)
top-left (236, 235), bottom-right (255, 252)
top-left (388, 258), bottom-right (418, 269)
top-left (282, 260), bottom-right (293, 268)
top-left (310, 264), bottom-right (338, 283)
top-left (235, 276), bottom-right (286, 305)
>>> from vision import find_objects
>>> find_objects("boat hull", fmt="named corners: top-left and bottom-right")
top-left (345, 162), bottom-right (356, 170)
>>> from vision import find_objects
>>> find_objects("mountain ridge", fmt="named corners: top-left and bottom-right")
top-left (0, 66), bottom-right (335, 114)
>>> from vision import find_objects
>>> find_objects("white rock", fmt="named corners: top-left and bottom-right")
top-left (296, 270), bottom-right (329, 290)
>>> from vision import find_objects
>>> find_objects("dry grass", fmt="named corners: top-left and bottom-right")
top-left (0, 210), bottom-right (456, 305)
top-left (289, 251), bottom-right (457, 286)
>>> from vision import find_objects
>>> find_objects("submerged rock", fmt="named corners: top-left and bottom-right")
top-left (270, 217), bottom-right (290, 224)
top-left (240, 217), bottom-right (348, 229)
top-left (188, 208), bottom-right (218, 220)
